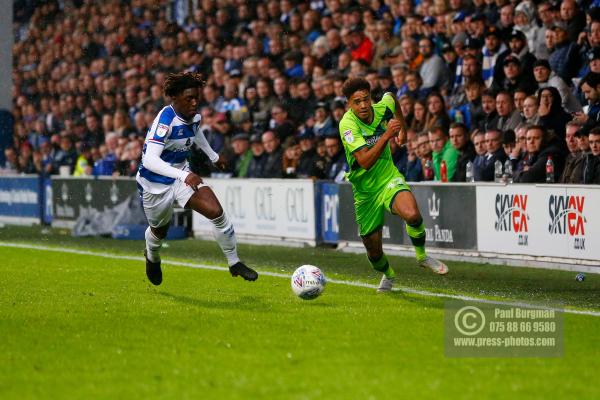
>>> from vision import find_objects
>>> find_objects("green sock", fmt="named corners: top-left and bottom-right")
top-left (406, 220), bottom-right (427, 262)
top-left (368, 254), bottom-right (395, 279)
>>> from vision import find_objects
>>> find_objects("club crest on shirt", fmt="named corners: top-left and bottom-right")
top-left (156, 123), bottom-right (169, 137)
top-left (343, 129), bottom-right (354, 143)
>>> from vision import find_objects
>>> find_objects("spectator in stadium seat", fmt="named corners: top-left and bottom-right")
top-left (495, 29), bottom-right (536, 85)
top-left (418, 37), bottom-right (448, 91)
top-left (1, 147), bottom-right (18, 175)
top-left (227, 133), bottom-right (252, 178)
top-left (575, 73), bottom-right (600, 128)
top-left (428, 126), bottom-right (459, 181)
top-left (246, 133), bottom-right (266, 178)
top-left (404, 71), bottom-right (430, 102)
top-left (502, 129), bottom-right (516, 158)
top-left (513, 2), bottom-right (542, 59)
top-left (416, 132), bottom-right (434, 181)
top-left (408, 99), bottom-right (427, 133)
top-left (537, 86), bottom-right (572, 146)
top-left (450, 79), bottom-right (485, 131)
top-left (482, 26), bottom-right (507, 87)
top-left (522, 95), bottom-right (540, 125)
top-left (449, 122), bottom-right (476, 182)
top-left (424, 93), bottom-right (451, 133)
top-left (496, 4), bottom-right (515, 42)
top-left (52, 136), bottom-right (78, 175)
top-left (560, 0), bottom-right (586, 43)
top-left (549, 22), bottom-right (580, 84)
top-left (515, 126), bottom-right (565, 183)
top-left (476, 129), bottom-right (507, 181)
top-left (296, 127), bottom-right (326, 179)
top-left (261, 130), bottom-right (283, 178)
top-left (492, 54), bottom-right (537, 95)
top-left (323, 134), bottom-right (347, 182)
top-left (313, 102), bottom-right (336, 138)
top-left (401, 38), bottom-right (424, 72)
top-left (582, 127), bottom-right (600, 184)
top-left (349, 25), bottom-right (375, 65)
top-left (282, 136), bottom-right (301, 178)
top-left (476, 89), bottom-right (499, 133)
top-left (508, 124), bottom-right (529, 176)
top-left (449, 54), bottom-right (480, 109)
top-left (513, 87), bottom-right (528, 116)
top-left (495, 91), bottom-right (522, 132)
top-left (404, 131), bottom-right (422, 182)
top-left (533, 59), bottom-right (581, 113)
top-left (560, 121), bottom-right (585, 183)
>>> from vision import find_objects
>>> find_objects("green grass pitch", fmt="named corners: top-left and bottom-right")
top-left (1, 226), bottom-right (599, 399)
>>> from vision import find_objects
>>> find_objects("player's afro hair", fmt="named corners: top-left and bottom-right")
top-left (163, 72), bottom-right (204, 98)
top-left (342, 78), bottom-right (371, 101)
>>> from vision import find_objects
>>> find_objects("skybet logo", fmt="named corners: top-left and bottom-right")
top-left (548, 195), bottom-right (587, 250)
top-left (494, 194), bottom-right (529, 246)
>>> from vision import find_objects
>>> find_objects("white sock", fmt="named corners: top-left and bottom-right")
top-left (145, 227), bottom-right (162, 262)
top-left (211, 212), bottom-right (240, 267)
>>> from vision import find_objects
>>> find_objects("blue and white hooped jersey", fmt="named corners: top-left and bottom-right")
top-left (136, 105), bottom-right (200, 193)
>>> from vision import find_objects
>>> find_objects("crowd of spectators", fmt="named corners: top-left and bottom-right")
top-left (3, 0), bottom-right (600, 184)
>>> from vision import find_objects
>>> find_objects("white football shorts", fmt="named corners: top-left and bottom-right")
top-left (140, 179), bottom-right (204, 228)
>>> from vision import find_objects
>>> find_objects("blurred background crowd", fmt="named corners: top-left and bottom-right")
top-left (3, 0), bottom-right (600, 183)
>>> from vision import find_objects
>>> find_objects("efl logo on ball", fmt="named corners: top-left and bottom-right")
top-left (291, 265), bottom-right (326, 300)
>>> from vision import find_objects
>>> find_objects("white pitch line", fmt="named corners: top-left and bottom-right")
top-left (2, 241), bottom-right (599, 318)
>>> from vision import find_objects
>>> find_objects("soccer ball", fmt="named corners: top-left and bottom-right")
top-left (291, 265), bottom-right (326, 300)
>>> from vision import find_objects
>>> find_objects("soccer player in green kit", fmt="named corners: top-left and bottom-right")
top-left (339, 78), bottom-right (448, 292)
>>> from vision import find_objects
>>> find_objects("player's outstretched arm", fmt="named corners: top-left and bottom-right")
top-left (353, 119), bottom-right (402, 170)
top-left (193, 125), bottom-right (220, 164)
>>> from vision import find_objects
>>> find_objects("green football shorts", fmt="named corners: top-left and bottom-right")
top-left (353, 175), bottom-right (412, 237)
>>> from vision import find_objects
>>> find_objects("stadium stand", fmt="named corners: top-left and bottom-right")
top-left (5, 0), bottom-right (600, 183)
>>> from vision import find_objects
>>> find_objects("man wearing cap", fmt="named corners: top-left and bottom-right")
top-left (246, 133), bottom-right (266, 178)
top-left (296, 128), bottom-right (326, 179)
top-left (533, 59), bottom-right (582, 113)
top-left (580, 46), bottom-right (600, 78)
top-left (469, 12), bottom-right (487, 41)
top-left (313, 102), bottom-right (336, 137)
top-left (382, 45), bottom-right (404, 67)
top-left (492, 54), bottom-right (537, 94)
top-left (495, 29), bottom-right (537, 84)
top-left (417, 37), bottom-right (448, 91)
top-left (228, 133), bottom-right (252, 177)
top-left (549, 21), bottom-right (580, 83)
top-left (482, 27), bottom-right (507, 87)
top-left (349, 25), bottom-right (375, 65)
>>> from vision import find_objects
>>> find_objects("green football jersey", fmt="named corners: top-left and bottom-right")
top-left (339, 92), bottom-right (400, 194)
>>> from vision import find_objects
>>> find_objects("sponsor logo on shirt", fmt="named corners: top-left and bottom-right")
top-left (156, 123), bottom-right (169, 137)
top-left (343, 129), bottom-right (354, 143)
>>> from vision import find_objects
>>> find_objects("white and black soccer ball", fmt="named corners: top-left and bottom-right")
top-left (291, 265), bottom-right (326, 300)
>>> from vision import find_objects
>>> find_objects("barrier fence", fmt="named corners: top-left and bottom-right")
top-left (0, 175), bottom-right (598, 267)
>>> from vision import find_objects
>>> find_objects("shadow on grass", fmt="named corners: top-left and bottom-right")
top-left (387, 289), bottom-right (447, 309)
top-left (158, 292), bottom-right (270, 312)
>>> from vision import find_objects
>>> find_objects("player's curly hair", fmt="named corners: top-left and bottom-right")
top-left (342, 78), bottom-right (371, 100)
top-left (163, 72), bottom-right (204, 98)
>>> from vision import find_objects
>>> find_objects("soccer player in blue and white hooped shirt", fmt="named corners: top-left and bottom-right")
top-left (136, 72), bottom-right (258, 285)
